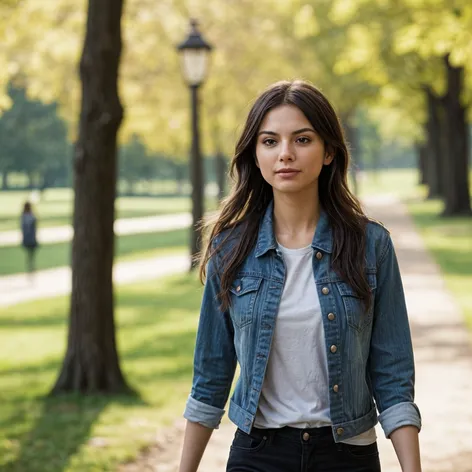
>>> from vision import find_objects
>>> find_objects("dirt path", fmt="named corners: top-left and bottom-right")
top-left (0, 212), bottom-right (191, 247)
top-left (122, 195), bottom-right (472, 472)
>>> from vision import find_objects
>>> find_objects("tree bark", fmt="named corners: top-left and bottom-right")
top-left (424, 88), bottom-right (443, 198)
top-left (51, 0), bottom-right (131, 394)
top-left (441, 56), bottom-right (471, 216)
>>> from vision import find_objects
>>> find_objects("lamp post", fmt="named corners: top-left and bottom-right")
top-left (177, 19), bottom-right (212, 268)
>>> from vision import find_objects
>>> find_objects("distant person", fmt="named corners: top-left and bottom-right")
top-left (179, 81), bottom-right (422, 472)
top-left (21, 201), bottom-right (38, 274)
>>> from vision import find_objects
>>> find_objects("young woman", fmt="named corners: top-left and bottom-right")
top-left (179, 80), bottom-right (422, 472)
top-left (21, 201), bottom-right (38, 274)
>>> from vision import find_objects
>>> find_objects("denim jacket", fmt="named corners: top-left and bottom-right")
top-left (184, 201), bottom-right (421, 442)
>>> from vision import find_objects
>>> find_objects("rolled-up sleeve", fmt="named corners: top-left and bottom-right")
top-left (183, 251), bottom-right (237, 429)
top-left (369, 233), bottom-right (422, 438)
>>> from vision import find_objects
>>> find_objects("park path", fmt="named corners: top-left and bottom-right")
top-left (0, 253), bottom-right (189, 307)
top-left (121, 194), bottom-right (472, 472)
top-left (0, 212), bottom-right (192, 247)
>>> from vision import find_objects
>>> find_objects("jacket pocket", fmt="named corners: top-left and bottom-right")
top-left (229, 276), bottom-right (262, 329)
top-left (336, 274), bottom-right (376, 332)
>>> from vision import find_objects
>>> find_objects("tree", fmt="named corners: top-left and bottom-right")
top-left (0, 82), bottom-right (70, 189)
top-left (52, 0), bottom-right (131, 394)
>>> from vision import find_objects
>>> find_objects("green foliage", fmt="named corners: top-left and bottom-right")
top-left (0, 82), bottom-right (70, 188)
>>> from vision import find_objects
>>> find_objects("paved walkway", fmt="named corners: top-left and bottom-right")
top-left (0, 253), bottom-right (189, 307)
top-left (0, 213), bottom-right (191, 247)
top-left (121, 195), bottom-right (472, 472)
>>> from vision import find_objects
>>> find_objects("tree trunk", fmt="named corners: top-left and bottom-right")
top-left (27, 172), bottom-right (34, 190)
top-left (1, 172), bottom-right (8, 190)
top-left (416, 142), bottom-right (427, 185)
top-left (441, 56), bottom-right (471, 216)
top-left (51, 0), bottom-right (131, 394)
top-left (215, 152), bottom-right (227, 201)
top-left (424, 88), bottom-right (443, 198)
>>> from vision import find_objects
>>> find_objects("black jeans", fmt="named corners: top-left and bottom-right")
top-left (226, 426), bottom-right (381, 472)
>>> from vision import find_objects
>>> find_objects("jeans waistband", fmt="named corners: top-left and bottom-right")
top-left (249, 425), bottom-right (333, 443)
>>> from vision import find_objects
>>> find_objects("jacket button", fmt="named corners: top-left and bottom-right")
top-left (336, 427), bottom-right (344, 436)
top-left (322, 287), bottom-right (329, 295)
top-left (316, 251), bottom-right (323, 260)
top-left (236, 285), bottom-right (241, 292)
top-left (330, 345), bottom-right (337, 353)
top-left (333, 384), bottom-right (339, 393)
top-left (327, 313), bottom-right (335, 321)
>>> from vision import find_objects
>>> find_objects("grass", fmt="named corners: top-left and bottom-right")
top-left (0, 188), bottom-right (215, 231)
top-left (0, 228), bottom-right (188, 276)
top-left (357, 168), bottom-right (421, 199)
top-left (0, 274), bottom-right (202, 472)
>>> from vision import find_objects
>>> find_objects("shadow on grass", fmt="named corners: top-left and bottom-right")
top-left (3, 392), bottom-right (147, 472)
top-left (1, 273), bottom-right (202, 471)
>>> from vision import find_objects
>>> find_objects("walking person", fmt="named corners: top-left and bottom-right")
top-left (21, 201), bottom-right (38, 275)
top-left (179, 80), bottom-right (422, 472)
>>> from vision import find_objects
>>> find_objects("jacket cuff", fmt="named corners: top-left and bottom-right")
top-left (183, 395), bottom-right (225, 429)
top-left (378, 401), bottom-right (422, 438)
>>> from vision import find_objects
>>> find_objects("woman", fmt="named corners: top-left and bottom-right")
top-left (179, 81), bottom-right (422, 472)
top-left (21, 201), bottom-right (38, 274)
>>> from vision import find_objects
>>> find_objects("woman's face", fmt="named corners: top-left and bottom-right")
top-left (255, 104), bottom-right (333, 196)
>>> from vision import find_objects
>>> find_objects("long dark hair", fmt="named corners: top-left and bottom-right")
top-left (200, 80), bottom-right (371, 311)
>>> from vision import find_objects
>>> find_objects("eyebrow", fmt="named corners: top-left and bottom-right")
top-left (258, 127), bottom-right (316, 136)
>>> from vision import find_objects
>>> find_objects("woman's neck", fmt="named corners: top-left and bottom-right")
top-left (272, 188), bottom-right (321, 249)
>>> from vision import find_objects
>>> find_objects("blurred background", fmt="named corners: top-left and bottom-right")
top-left (0, 0), bottom-right (471, 471)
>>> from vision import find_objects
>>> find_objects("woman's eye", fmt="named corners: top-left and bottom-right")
top-left (263, 138), bottom-right (276, 146)
top-left (297, 137), bottom-right (311, 144)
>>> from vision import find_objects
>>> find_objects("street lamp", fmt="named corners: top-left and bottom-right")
top-left (177, 19), bottom-right (213, 268)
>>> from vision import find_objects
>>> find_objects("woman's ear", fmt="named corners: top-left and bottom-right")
top-left (324, 153), bottom-right (334, 166)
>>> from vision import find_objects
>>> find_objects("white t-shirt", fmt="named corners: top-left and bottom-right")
top-left (254, 243), bottom-right (376, 446)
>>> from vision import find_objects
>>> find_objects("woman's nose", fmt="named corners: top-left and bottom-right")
top-left (278, 142), bottom-right (295, 161)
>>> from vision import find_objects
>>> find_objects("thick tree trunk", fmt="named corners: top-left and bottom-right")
top-left (441, 56), bottom-right (471, 216)
top-left (51, 0), bottom-right (131, 394)
top-left (424, 88), bottom-right (443, 198)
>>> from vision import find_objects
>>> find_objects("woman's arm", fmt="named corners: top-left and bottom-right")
top-left (390, 425), bottom-right (422, 472)
top-left (367, 232), bottom-right (422, 465)
top-left (179, 421), bottom-right (214, 472)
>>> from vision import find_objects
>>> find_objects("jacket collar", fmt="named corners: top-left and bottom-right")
top-left (255, 200), bottom-right (333, 257)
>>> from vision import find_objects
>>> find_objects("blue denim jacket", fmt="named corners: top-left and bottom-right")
top-left (184, 201), bottom-right (421, 442)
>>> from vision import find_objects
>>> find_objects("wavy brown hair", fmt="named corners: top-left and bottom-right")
top-left (199, 80), bottom-right (371, 311)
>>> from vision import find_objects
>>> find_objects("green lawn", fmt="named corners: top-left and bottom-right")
top-left (0, 228), bottom-right (189, 276)
top-left (0, 274), bottom-right (202, 472)
top-left (357, 168), bottom-right (421, 198)
top-left (0, 188), bottom-right (215, 231)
